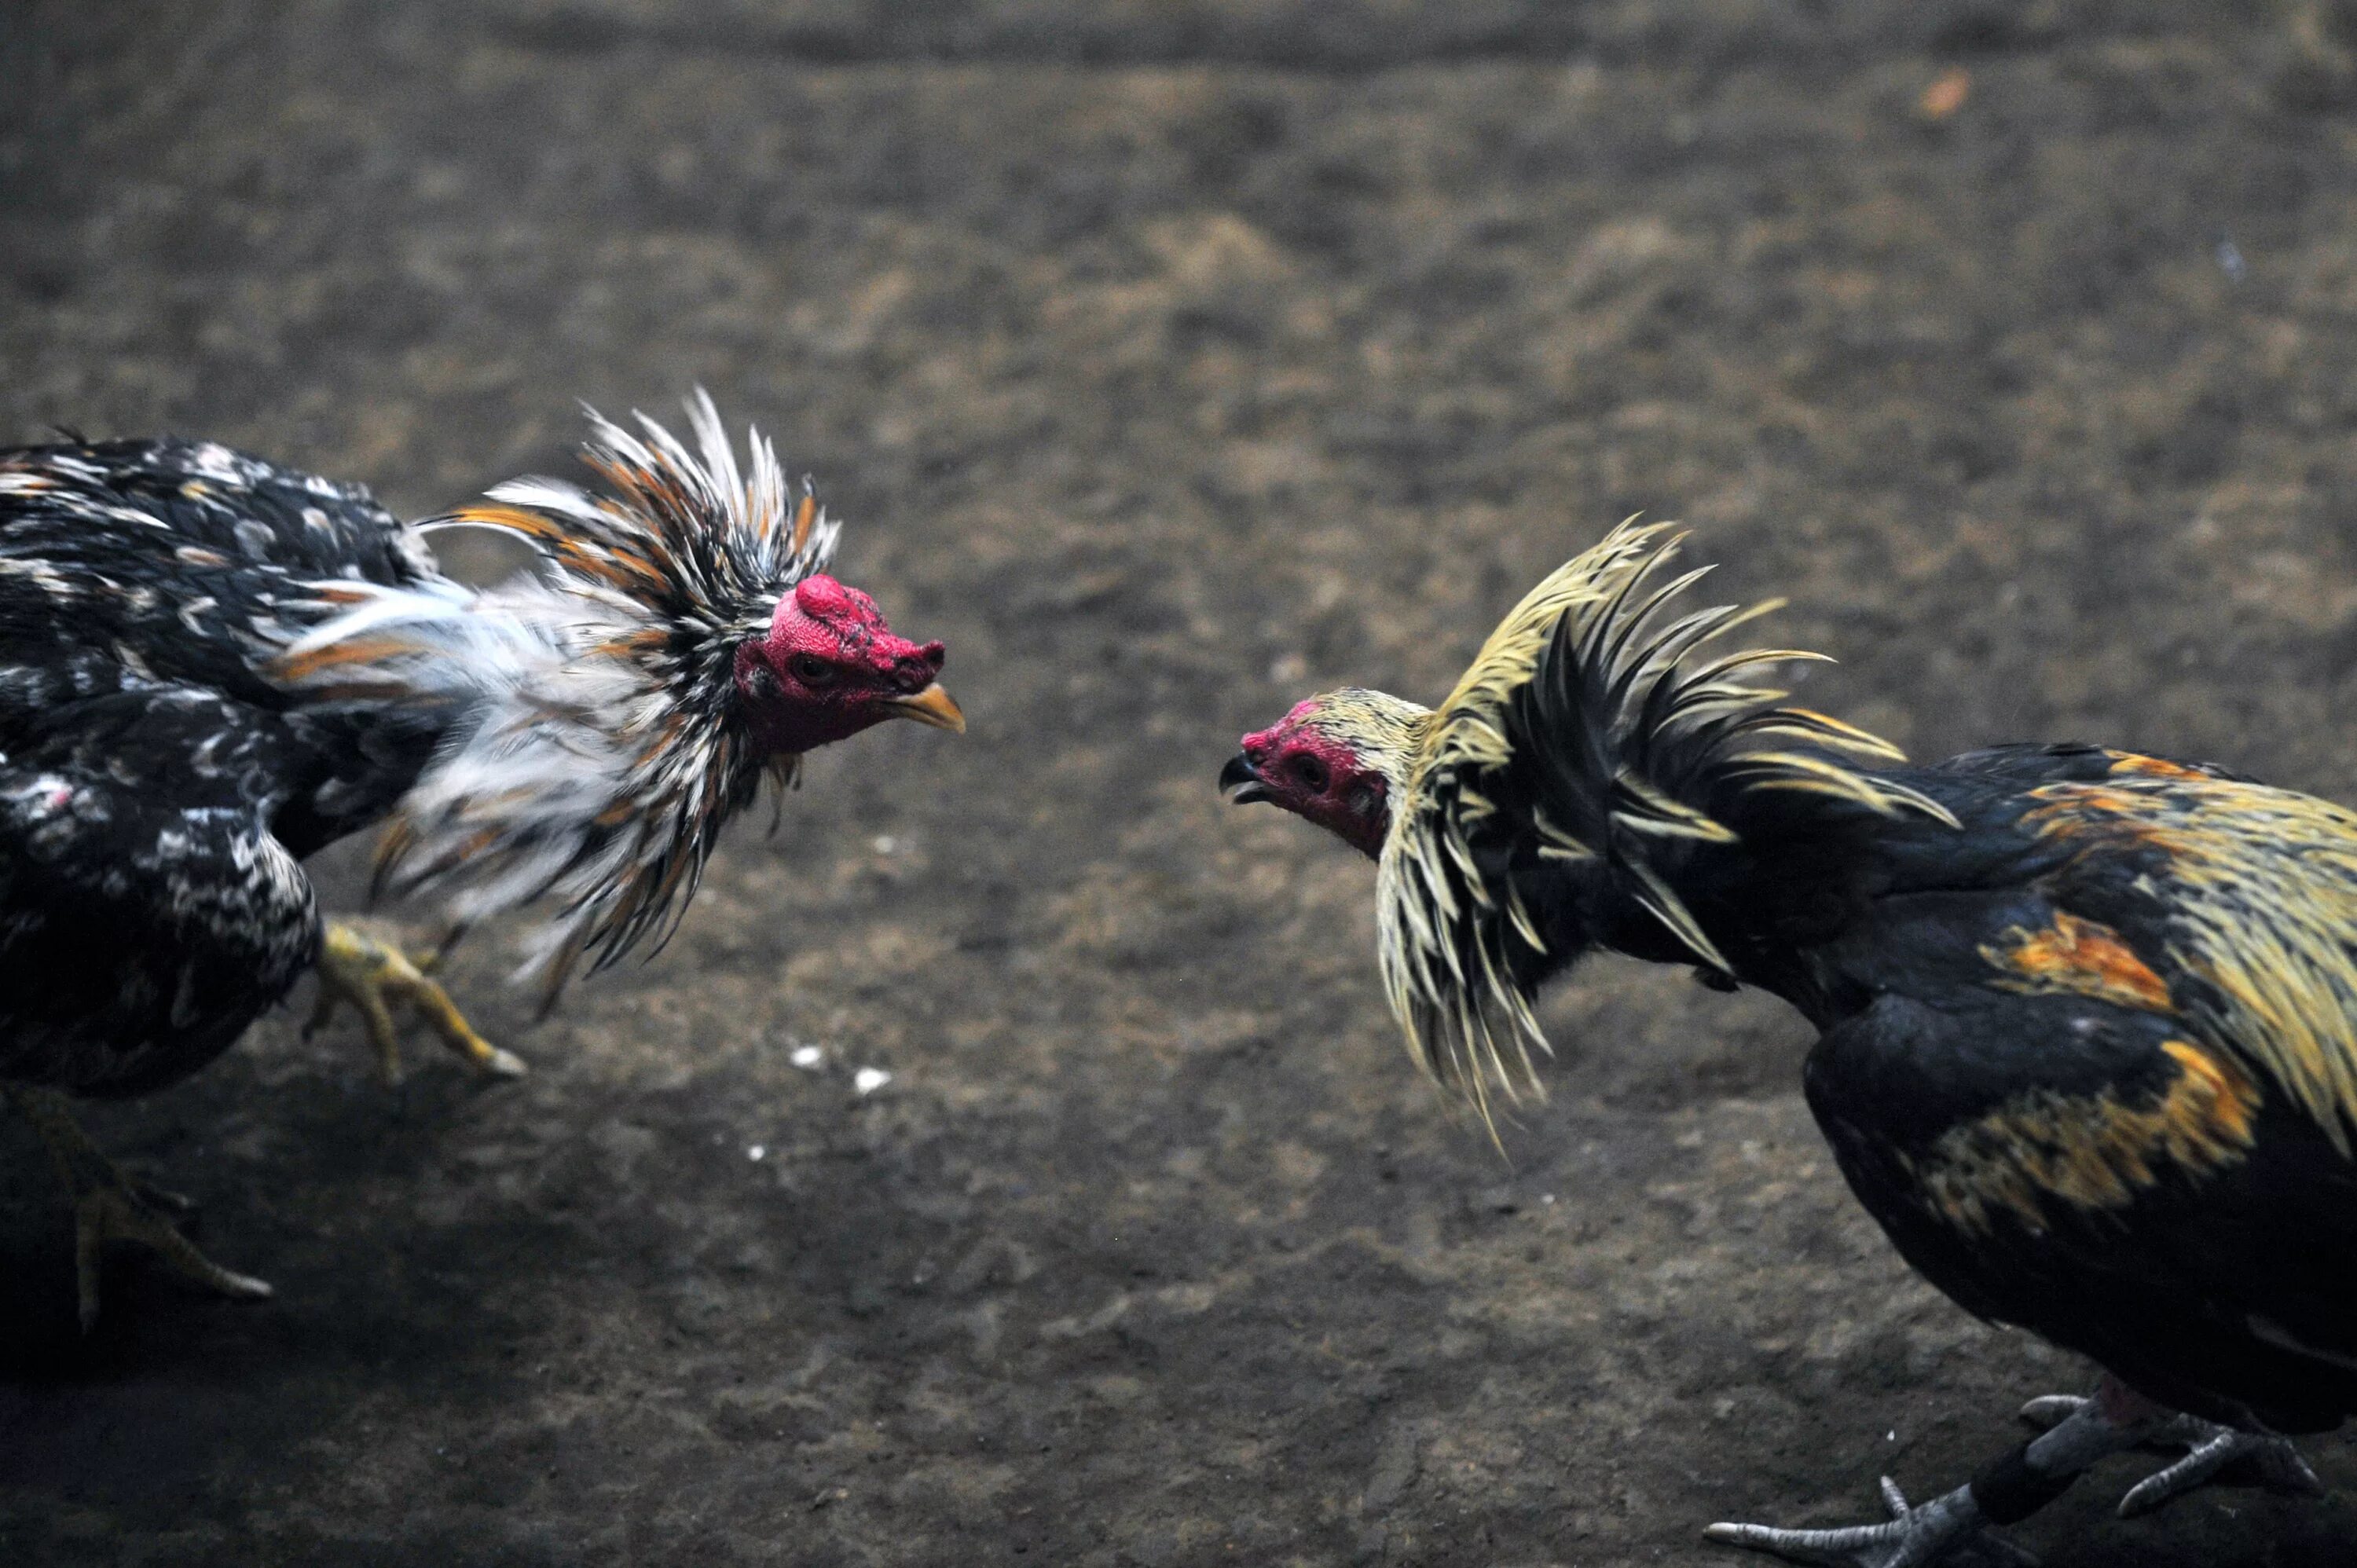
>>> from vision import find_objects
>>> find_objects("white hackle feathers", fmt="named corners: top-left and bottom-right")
top-left (1376, 520), bottom-right (1956, 1130)
top-left (276, 390), bottom-right (835, 1004)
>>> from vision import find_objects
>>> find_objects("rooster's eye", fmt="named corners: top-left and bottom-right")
top-left (790, 654), bottom-right (838, 686)
top-left (1290, 755), bottom-right (1330, 793)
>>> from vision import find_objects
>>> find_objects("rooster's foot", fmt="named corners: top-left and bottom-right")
top-left (2018, 1395), bottom-right (2322, 1517)
top-left (72, 1182), bottom-right (273, 1332)
top-left (306, 922), bottom-right (524, 1086)
top-left (4, 1086), bottom-right (273, 1332)
top-left (1706, 1476), bottom-right (2033, 1568)
top-left (1706, 1383), bottom-right (2176, 1567)
top-left (127, 1178), bottom-right (196, 1214)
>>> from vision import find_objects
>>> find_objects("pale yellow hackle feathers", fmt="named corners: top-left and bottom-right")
top-left (1371, 520), bottom-right (1952, 1133)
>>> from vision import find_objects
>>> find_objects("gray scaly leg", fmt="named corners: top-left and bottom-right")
top-left (1705, 1382), bottom-right (2157, 1567)
top-left (2018, 1394), bottom-right (2322, 1518)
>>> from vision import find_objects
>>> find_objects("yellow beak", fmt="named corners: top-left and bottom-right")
top-left (882, 683), bottom-right (966, 733)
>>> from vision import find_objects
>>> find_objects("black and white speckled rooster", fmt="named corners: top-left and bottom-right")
top-left (1225, 522), bottom-right (2355, 1566)
top-left (0, 392), bottom-right (962, 1328)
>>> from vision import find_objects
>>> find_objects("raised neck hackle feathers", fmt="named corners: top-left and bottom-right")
top-left (1375, 520), bottom-right (1956, 1131)
top-left (277, 390), bottom-right (845, 1005)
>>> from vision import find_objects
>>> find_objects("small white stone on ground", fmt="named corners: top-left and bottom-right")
top-left (790, 1045), bottom-right (825, 1069)
top-left (853, 1067), bottom-right (893, 1096)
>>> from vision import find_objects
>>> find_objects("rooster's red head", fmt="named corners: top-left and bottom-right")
top-left (1221, 689), bottom-right (1430, 859)
top-left (735, 573), bottom-right (960, 753)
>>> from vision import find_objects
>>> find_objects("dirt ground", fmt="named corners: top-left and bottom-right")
top-left (8, 2), bottom-right (2357, 1563)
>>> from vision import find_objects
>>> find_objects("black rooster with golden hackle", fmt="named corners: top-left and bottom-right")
top-left (1223, 522), bottom-right (2349, 1566)
top-left (1, 393), bottom-right (962, 1328)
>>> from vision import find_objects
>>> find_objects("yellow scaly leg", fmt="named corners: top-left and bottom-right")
top-left (304, 922), bottom-right (527, 1086)
top-left (4, 1083), bottom-right (273, 1333)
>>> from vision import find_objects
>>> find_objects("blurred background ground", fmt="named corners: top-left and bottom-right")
top-left (7, 2), bottom-right (2357, 1563)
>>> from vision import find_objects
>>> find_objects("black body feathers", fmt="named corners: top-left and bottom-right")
top-left (0, 438), bottom-right (445, 1097)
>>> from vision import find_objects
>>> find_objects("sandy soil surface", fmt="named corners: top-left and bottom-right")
top-left (6, 2), bottom-right (2357, 1563)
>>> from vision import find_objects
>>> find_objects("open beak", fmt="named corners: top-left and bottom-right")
top-left (1220, 753), bottom-right (1272, 804)
top-left (883, 684), bottom-right (966, 733)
